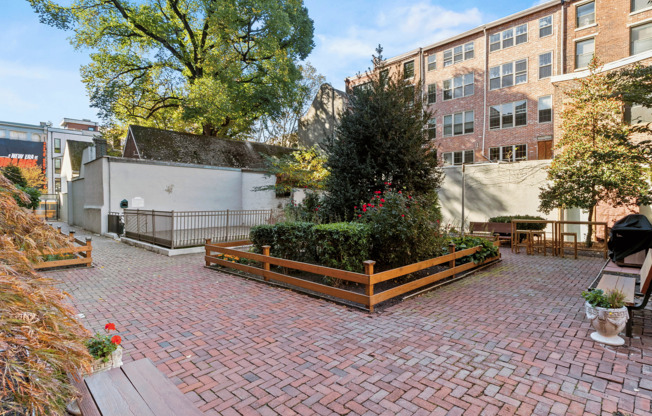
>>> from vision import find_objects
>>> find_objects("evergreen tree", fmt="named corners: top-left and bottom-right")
top-left (539, 58), bottom-right (652, 245)
top-left (323, 46), bottom-right (443, 220)
top-left (2, 165), bottom-right (28, 188)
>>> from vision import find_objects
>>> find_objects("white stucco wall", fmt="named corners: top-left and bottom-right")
top-left (241, 171), bottom-right (285, 210)
top-left (438, 160), bottom-right (557, 228)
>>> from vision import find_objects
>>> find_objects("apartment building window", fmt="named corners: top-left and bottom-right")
top-left (54, 158), bottom-right (61, 174)
top-left (427, 119), bottom-right (436, 139)
top-left (54, 138), bottom-right (61, 153)
top-left (443, 73), bottom-right (474, 100)
top-left (576, 2), bottom-right (595, 28)
top-left (380, 69), bottom-right (389, 83)
top-left (489, 33), bottom-right (501, 52)
top-left (502, 28), bottom-right (514, 49)
top-left (427, 84), bottom-right (437, 104)
top-left (444, 111), bottom-right (474, 137)
top-left (427, 54), bottom-right (436, 71)
top-left (575, 38), bottom-right (595, 69)
top-left (539, 52), bottom-right (552, 78)
top-left (489, 100), bottom-right (527, 130)
top-left (9, 131), bottom-right (27, 140)
top-left (632, 0), bottom-right (650, 12)
top-left (539, 16), bottom-right (553, 37)
top-left (490, 144), bottom-right (527, 162)
top-left (538, 96), bottom-right (552, 123)
top-left (353, 82), bottom-right (370, 92)
top-left (443, 150), bottom-right (474, 166)
top-left (443, 42), bottom-right (474, 67)
top-left (631, 23), bottom-right (652, 56)
top-left (489, 59), bottom-right (527, 90)
top-left (404, 60), bottom-right (414, 78)
top-left (54, 179), bottom-right (61, 193)
top-left (516, 24), bottom-right (528, 44)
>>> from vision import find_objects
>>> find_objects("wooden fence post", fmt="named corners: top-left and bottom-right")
top-left (69, 230), bottom-right (75, 241)
top-left (364, 260), bottom-right (376, 313)
top-left (262, 245), bottom-right (271, 281)
top-left (449, 243), bottom-right (456, 278)
top-left (57, 226), bottom-right (62, 235)
top-left (205, 238), bottom-right (212, 266)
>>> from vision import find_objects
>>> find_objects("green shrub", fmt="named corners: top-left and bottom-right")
top-left (357, 188), bottom-right (445, 269)
top-left (250, 222), bottom-right (315, 262)
top-left (250, 224), bottom-right (275, 251)
top-left (313, 222), bottom-right (370, 272)
top-left (488, 215), bottom-right (547, 231)
top-left (581, 289), bottom-right (626, 308)
top-left (449, 236), bottom-right (499, 264)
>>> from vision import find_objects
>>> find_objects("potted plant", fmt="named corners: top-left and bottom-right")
top-left (582, 289), bottom-right (629, 346)
top-left (85, 322), bottom-right (124, 373)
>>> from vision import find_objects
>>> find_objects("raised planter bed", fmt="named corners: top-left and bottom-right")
top-left (204, 239), bottom-right (500, 311)
top-left (33, 227), bottom-right (93, 270)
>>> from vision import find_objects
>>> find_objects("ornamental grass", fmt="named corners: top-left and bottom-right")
top-left (0, 172), bottom-right (92, 415)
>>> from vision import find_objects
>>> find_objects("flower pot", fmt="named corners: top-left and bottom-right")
top-left (584, 302), bottom-right (629, 346)
top-left (91, 345), bottom-right (123, 374)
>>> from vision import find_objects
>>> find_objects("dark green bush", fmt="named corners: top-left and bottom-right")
top-left (250, 224), bottom-right (275, 250)
top-left (448, 236), bottom-right (499, 264)
top-left (313, 223), bottom-right (370, 272)
top-left (488, 215), bottom-right (547, 231)
top-left (250, 222), bottom-right (315, 262)
top-left (357, 188), bottom-right (445, 269)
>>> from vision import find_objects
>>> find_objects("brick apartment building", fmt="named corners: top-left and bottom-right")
top-left (346, 0), bottom-right (652, 166)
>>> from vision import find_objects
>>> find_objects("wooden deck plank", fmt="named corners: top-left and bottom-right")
top-left (69, 374), bottom-right (101, 416)
top-left (121, 359), bottom-right (204, 416)
top-left (85, 368), bottom-right (156, 416)
top-left (597, 274), bottom-right (636, 305)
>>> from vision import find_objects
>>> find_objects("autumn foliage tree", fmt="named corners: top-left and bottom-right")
top-left (0, 172), bottom-right (92, 415)
top-left (539, 58), bottom-right (652, 244)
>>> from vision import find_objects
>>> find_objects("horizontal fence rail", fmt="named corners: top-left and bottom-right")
top-left (124, 209), bottom-right (283, 249)
top-left (34, 227), bottom-right (92, 270)
top-left (205, 240), bottom-right (500, 312)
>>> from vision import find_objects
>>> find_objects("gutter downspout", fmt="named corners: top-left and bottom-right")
top-left (419, 47), bottom-right (424, 104)
top-left (560, 0), bottom-right (565, 75)
top-left (481, 25), bottom-right (488, 159)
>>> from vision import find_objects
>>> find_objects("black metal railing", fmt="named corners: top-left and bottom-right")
top-left (123, 209), bottom-right (283, 249)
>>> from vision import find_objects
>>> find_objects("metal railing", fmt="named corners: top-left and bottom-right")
top-left (123, 209), bottom-right (283, 249)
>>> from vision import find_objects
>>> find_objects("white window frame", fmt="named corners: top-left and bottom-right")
top-left (427, 54), bottom-right (436, 71)
top-left (631, 22), bottom-right (652, 56)
top-left (54, 158), bottom-right (62, 174)
top-left (443, 110), bottom-right (474, 137)
top-left (427, 83), bottom-right (437, 104)
top-left (489, 59), bottom-right (527, 90)
top-left (538, 95), bottom-right (553, 123)
top-left (403, 60), bottom-right (415, 79)
top-left (539, 15), bottom-right (553, 38)
top-left (427, 119), bottom-right (436, 139)
top-left (515, 24), bottom-right (528, 45)
top-left (489, 144), bottom-right (528, 162)
top-left (490, 24), bottom-right (528, 52)
top-left (54, 138), bottom-right (61, 154)
top-left (443, 150), bottom-right (474, 166)
top-left (632, 0), bottom-right (652, 13)
top-left (443, 73), bottom-right (474, 101)
top-left (443, 42), bottom-right (474, 67)
top-left (575, 37), bottom-right (595, 69)
top-left (489, 100), bottom-right (528, 130)
top-left (539, 52), bottom-right (553, 79)
top-left (576, 1), bottom-right (596, 29)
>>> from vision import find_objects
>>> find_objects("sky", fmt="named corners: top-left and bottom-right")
top-left (0, 0), bottom-right (542, 126)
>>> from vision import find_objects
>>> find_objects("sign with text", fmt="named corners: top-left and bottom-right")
top-left (0, 138), bottom-right (46, 170)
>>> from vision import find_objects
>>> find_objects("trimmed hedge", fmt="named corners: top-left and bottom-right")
top-left (250, 222), bottom-right (370, 272)
top-left (488, 215), bottom-right (547, 231)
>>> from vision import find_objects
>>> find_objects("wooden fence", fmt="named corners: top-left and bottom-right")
top-left (205, 240), bottom-right (500, 312)
top-left (33, 227), bottom-right (92, 270)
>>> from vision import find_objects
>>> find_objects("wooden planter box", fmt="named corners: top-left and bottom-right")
top-left (33, 228), bottom-right (93, 270)
top-left (205, 239), bottom-right (500, 312)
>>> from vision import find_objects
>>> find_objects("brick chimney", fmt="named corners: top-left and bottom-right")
top-left (92, 138), bottom-right (107, 159)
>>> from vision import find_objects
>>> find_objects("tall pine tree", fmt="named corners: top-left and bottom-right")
top-left (323, 46), bottom-right (443, 220)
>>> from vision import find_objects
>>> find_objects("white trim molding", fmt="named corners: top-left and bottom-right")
top-left (551, 49), bottom-right (652, 83)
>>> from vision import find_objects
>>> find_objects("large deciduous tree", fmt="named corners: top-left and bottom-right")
top-left (322, 46), bottom-right (443, 220)
top-left (539, 58), bottom-right (652, 244)
top-left (29, 0), bottom-right (315, 137)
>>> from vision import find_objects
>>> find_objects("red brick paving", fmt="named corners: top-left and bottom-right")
top-left (47, 226), bottom-right (652, 416)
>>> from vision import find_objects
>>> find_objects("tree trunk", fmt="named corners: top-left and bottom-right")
top-left (586, 205), bottom-right (595, 248)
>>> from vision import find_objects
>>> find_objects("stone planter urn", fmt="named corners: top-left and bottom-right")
top-left (91, 346), bottom-right (123, 373)
top-left (585, 302), bottom-right (629, 346)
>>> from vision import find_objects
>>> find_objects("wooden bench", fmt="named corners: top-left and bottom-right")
top-left (469, 222), bottom-right (512, 245)
top-left (70, 358), bottom-right (203, 416)
top-left (590, 250), bottom-right (652, 337)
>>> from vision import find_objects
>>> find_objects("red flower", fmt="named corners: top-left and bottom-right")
top-left (401, 214), bottom-right (405, 217)
top-left (354, 206), bottom-right (357, 209)
top-left (105, 323), bottom-right (116, 331)
top-left (358, 214), bottom-right (362, 218)
top-left (398, 190), bottom-right (402, 194)
top-left (110, 335), bottom-right (122, 345)
top-left (381, 198), bottom-right (385, 202)
top-left (315, 208), bottom-right (319, 211)
top-left (374, 190), bottom-right (381, 194)
top-left (379, 204), bottom-right (383, 207)
top-left (362, 207), bottom-right (367, 212)
top-left (436, 219), bottom-right (440, 223)
top-left (408, 195), bottom-right (412, 199)
top-left (363, 204), bottom-right (367, 208)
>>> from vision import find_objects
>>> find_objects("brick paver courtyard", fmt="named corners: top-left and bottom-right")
top-left (47, 227), bottom-right (652, 416)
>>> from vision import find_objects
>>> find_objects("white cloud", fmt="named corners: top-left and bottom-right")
top-left (309, 1), bottom-right (485, 87)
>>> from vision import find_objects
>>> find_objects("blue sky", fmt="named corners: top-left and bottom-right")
top-left (0, 0), bottom-right (540, 126)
